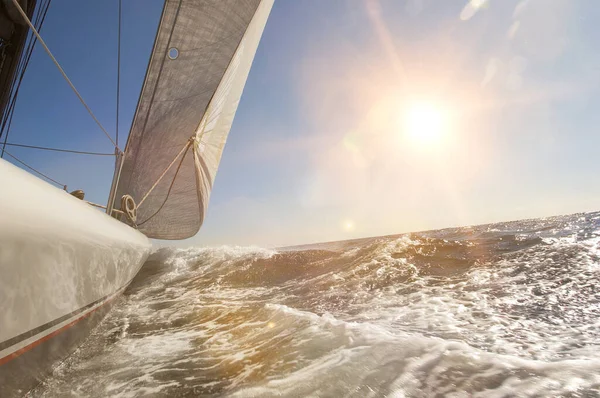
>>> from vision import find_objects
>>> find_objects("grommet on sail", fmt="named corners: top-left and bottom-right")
top-left (111, 0), bottom-right (273, 239)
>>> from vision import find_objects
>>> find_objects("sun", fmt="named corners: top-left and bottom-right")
top-left (403, 101), bottom-right (448, 145)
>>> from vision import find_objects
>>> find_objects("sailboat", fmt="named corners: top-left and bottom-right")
top-left (0, 0), bottom-right (274, 395)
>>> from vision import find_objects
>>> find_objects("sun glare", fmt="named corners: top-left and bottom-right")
top-left (403, 102), bottom-right (448, 145)
top-left (343, 220), bottom-right (354, 231)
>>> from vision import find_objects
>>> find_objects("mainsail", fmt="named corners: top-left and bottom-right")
top-left (112, 0), bottom-right (273, 239)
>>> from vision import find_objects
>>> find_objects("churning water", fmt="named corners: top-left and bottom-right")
top-left (32, 212), bottom-right (600, 397)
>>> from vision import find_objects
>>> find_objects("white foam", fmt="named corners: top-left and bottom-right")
top-left (33, 212), bottom-right (600, 397)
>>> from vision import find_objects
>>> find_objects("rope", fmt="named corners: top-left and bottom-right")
top-left (116, 0), bottom-right (122, 148)
top-left (9, 0), bottom-right (120, 151)
top-left (3, 149), bottom-right (65, 188)
top-left (3, 142), bottom-right (114, 156)
top-left (137, 142), bottom-right (191, 227)
top-left (85, 201), bottom-right (107, 209)
top-left (137, 139), bottom-right (192, 208)
top-left (83, 200), bottom-right (125, 215)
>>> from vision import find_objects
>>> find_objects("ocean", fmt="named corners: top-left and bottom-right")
top-left (31, 212), bottom-right (600, 397)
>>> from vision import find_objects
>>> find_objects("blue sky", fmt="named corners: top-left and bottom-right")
top-left (4, 0), bottom-right (600, 247)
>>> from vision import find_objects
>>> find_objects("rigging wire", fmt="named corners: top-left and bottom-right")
top-left (1, 1), bottom-right (120, 207)
top-left (1, 0), bottom-right (52, 157)
top-left (9, 0), bottom-right (120, 151)
top-left (106, 0), bottom-right (125, 216)
top-left (3, 149), bottom-right (65, 188)
top-left (116, 0), bottom-right (122, 148)
top-left (1, 0), bottom-right (49, 136)
top-left (2, 142), bottom-right (114, 156)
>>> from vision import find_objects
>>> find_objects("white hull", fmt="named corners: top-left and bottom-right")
top-left (0, 159), bottom-right (151, 396)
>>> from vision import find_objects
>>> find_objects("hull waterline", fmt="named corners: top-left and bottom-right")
top-left (0, 159), bottom-right (152, 396)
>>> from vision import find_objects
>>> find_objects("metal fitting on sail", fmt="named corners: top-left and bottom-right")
top-left (121, 194), bottom-right (137, 224)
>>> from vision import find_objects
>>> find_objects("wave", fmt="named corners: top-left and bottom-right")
top-left (230, 304), bottom-right (600, 397)
top-left (32, 211), bottom-right (600, 397)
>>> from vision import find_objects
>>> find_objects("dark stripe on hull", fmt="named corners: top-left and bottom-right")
top-left (0, 287), bottom-right (126, 397)
top-left (0, 292), bottom-right (115, 353)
